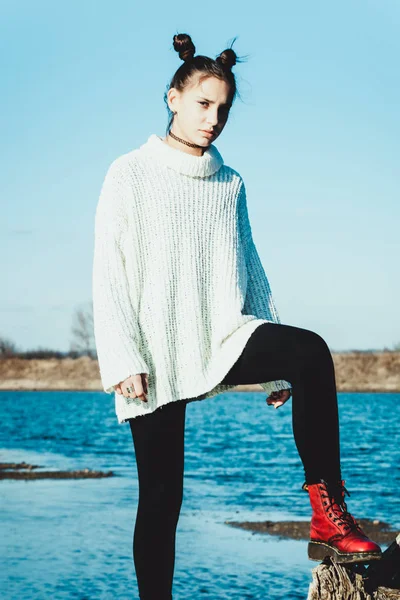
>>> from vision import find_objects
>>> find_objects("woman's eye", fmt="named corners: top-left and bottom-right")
top-left (199, 102), bottom-right (208, 107)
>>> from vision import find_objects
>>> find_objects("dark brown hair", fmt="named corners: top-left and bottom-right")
top-left (163, 33), bottom-right (247, 135)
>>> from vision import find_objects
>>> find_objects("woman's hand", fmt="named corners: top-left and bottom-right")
top-left (266, 389), bottom-right (292, 409)
top-left (115, 373), bottom-right (149, 402)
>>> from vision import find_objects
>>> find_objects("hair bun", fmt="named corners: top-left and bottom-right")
top-left (173, 33), bottom-right (196, 62)
top-left (216, 48), bottom-right (237, 71)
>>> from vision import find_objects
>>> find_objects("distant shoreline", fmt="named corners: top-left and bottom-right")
top-left (0, 353), bottom-right (399, 392)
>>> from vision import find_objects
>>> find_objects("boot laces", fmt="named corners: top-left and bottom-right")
top-left (321, 482), bottom-right (361, 533)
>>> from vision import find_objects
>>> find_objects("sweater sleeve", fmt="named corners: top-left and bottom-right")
top-left (238, 179), bottom-right (292, 394)
top-left (92, 159), bottom-right (149, 394)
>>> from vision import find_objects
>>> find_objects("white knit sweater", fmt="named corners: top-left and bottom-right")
top-left (92, 133), bottom-right (291, 423)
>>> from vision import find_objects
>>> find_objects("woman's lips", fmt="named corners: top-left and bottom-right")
top-left (200, 130), bottom-right (215, 138)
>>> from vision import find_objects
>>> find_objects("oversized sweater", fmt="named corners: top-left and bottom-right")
top-left (92, 133), bottom-right (291, 423)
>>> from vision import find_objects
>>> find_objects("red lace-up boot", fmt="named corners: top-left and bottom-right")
top-left (302, 479), bottom-right (382, 563)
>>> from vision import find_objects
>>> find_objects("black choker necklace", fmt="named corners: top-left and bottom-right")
top-left (168, 130), bottom-right (203, 149)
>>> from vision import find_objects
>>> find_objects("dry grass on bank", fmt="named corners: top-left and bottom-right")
top-left (0, 352), bottom-right (399, 392)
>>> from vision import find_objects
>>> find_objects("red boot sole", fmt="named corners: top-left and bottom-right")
top-left (308, 541), bottom-right (382, 564)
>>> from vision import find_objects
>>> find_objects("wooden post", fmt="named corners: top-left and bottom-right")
top-left (307, 533), bottom-right (400, 599)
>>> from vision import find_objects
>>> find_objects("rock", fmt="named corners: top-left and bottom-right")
top-left (306, 534), bottom-right (400, 599)
top-left (0, 462), bottom-right (114, 480)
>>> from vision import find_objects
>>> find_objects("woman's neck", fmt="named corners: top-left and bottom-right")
top-left (161, 132), bottom-right (206, 157)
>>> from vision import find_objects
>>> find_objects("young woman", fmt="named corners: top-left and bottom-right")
top-left (92, 33), bottom-right (381, 600)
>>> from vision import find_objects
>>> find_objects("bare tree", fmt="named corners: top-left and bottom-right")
top-left (70, 302), bottom-right (96, 358)
top-left (0, 335), bottom-right (19, 358)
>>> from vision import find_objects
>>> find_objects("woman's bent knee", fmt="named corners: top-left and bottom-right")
top-left (303, 328), bottom-right (330, 352)
top-left (293, 327), bottom-right (332, 374)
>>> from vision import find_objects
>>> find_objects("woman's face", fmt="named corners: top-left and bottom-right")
top-left (168, 75), bottom-right (232, 147)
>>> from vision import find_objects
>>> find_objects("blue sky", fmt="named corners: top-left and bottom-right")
top-left (2, 0), bottom-right (399, 353)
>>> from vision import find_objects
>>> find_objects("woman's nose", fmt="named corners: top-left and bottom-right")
top-left (206, 112), bottom-right (219, 127)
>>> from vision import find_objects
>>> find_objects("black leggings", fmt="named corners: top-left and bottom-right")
top-left (129, 322), bottom-right (341, 599)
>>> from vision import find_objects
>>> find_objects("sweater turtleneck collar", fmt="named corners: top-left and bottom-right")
top-left (138, 133), bottom-right (224, 178)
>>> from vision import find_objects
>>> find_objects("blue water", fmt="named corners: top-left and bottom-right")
top-left (1, 391), bottom-right (399, 599)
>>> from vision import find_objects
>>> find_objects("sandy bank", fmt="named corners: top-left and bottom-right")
top-left (0, 352), bottom-right (399, 392)
top-left (0, 462), bottom-right (114, 480)
top-left (225, 518), bottom-right (398, 545)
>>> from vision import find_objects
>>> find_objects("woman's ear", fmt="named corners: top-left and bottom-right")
top-left (167, 87), bottom-right (179, 115)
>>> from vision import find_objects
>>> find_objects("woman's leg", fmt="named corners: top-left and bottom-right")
top-left (129, 399), bottom-right (188, 600)
top-left (220, 322), bottom-right (381, 563)
top-left (220, 321), bottom-right (341, 484)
